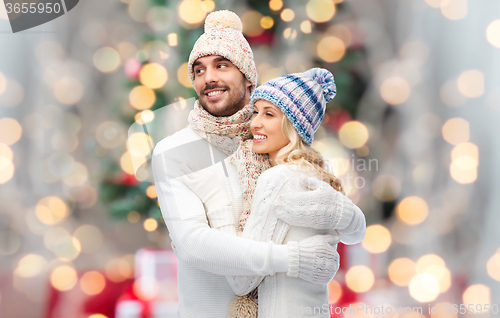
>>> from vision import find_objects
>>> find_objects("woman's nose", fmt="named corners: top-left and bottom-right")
top-left (250, 114), bottom-right (262, 130)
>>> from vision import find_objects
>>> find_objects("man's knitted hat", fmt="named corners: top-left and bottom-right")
top-left (188, 10), bottom-right (258, 91)
top-left (250, 68), bottom-right (337, 145)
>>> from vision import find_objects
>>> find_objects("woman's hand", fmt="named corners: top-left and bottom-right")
top-left (179, 162), bottom-right (231, 211)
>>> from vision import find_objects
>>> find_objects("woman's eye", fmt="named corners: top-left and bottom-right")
top-left (266, 112), bottom-right (273, 117)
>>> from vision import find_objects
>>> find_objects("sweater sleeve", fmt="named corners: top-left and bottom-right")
top-left (152, 143), bottom-right (285, 277)
top-left (225, 167), bottom-right (292, 296)
top-left (336, 204), bottom-right (366, 245)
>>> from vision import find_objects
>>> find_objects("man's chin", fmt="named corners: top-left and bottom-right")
top-left (199, 97), bottom-right (231, 116)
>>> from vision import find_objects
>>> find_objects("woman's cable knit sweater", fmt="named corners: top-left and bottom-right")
top-left (209, 164), bottom-right (366, 318)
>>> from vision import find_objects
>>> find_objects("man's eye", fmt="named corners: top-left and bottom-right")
top-left (195, 69), bottom-right (204, 74)
top-left (218, 64), bottom-right (227, 68)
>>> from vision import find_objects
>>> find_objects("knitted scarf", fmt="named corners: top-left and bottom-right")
top-left (188, 100), bottom-right (271, 233)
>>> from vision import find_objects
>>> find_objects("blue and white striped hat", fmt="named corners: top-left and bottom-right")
top-left (249, 68), bottom-right (336, 145)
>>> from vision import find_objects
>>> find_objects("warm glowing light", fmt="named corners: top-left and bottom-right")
top-left (140, 63), bottom-right (168, 89)
top-left (260, 16), bottom-right (274, 29)
top-left (95, 121), bottom-right (126, 149)
top-left (200, 0), bottom-right (215, 12)
top-left (372, 174), bottom-right (401, 202)
top-left (269, 0), bottom-right (283, 11)
top-left (430, 302), bottom-right (457, 318)
top-left (416, 254), bottom-right (445, 273)
top-left (88, 315), bottom-right (108, 318)
top-left (144, 218), bottom-right (158, 232)
top-left (80, 271), bottom-right (106, 295)
top-left (178, 0), bottom-right (206, 25)
top-left (0, 143), bottom-right (13, 161)
top-left (380, 77), bottom-right (411, 105)
top-left (409, 273), bottom-right (439, 303)
top-left (451, 142), bottom-right (478, 167)
top-left (35, 196), bottom-right (69, 225)
top-left (396, 196), bottom-right (429, 225)
top-left (388, 258), bottom-right (416, 286)
top-left (63, 162), bottom-right (89, 187)
top-left (362, 224), bottom-right (392, 254)
top-left (129, 85), bottom-right (156, 110)
top-left (127, 132), bottom-right (154, 157)
top-left (0, 157), bottom-right (14, 184)
top-left (51, 265), bottom-right (78, 291)
top-left (424, 0), bottom-right (441, 8)
top-left (328, 280), bottom-right (342, 304)
top-left (93, 47), bottom-right (121, 73)
top-left (139, 110), bottom-right (155, 124)
top-left (486, 20), bottom-right (500, 48)
top-left (317, 36), bottom-right (345, 63)
top-left (74, 225), bottom-right (104, 254)
top-left (127, 211), bottom-right (141, 223)
top-left (281, 8), bottom-right (295, 22)
top-left (442, 117), bottom-right (470, 145)
top-left (283, 27), bottom-right (297, 40)
top-left (16, 254), bottom-right (48, 278)
top-left (440, 0), bottom-right (467, 20)
top-left (338, 121), bottom-right (369, 149)
top-left (0, 117), bottom-right (22, 145)
top-left (486, 253), bottom-right (500, 281)
top-left (177, 62), bottom-right (192, 88)
top-left (306, 0), bottom-right (336, 23)
top-left (300, 20), bottom-right (312, 34)
top-left (167, 33), bottom-right (178, 46)
top-left (424, 265), bottom-right (451, 293)
top-left (120, 152), bottom-right (136, 175)
top-left (463, 284), bottom-right (491, 307)
top-left (345, 265), bottom-right (374, 293)
top-left (242, 11), bottom-right (264, 37)
top-left (440, 80), bottom-right (466, 107)
top-left (106, 258), bottom-right (133, 282)
top-left (54, 77), bottom-right (84, 105)
top-left (457, 69), bottom-right (484, 98)
top-left (53, 236), bottom-right (81, 261)
top-left (450, 161), bottom-right (477, 184)
top-left (0, 72), bottom-right (6, 95)
top-left (146, 185), bottom-right (157, 198)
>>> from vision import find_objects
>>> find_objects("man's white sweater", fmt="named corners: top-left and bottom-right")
top-left (151, 127), bottom-right (290, 317)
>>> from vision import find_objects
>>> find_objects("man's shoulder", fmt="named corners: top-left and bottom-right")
top-left (153, 127), bottom-right (202, 156)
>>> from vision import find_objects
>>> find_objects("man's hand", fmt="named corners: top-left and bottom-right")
top-left (287, 234), bottom-right (341, 285)
top-left (179, 162), bottom-right (231, 211)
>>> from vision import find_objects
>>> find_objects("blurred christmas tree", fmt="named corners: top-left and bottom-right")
top-left (99, 0), bottom-right (368, 225)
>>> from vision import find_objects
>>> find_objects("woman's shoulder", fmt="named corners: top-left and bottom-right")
top-left (259, 164), bottom-right (302, 182)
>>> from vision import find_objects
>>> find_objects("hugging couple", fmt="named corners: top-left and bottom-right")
top-left (151, 10), bottom-right (366, 318)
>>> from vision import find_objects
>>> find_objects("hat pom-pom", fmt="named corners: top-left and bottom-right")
top-left (227, 295), bottom-right (258, 318)
top-left (205, 10), bottom-right (243, 33)
top-left (306, 68), bottom-right (337, 103)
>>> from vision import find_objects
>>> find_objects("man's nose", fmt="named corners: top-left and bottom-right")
top-left (204, 66), bottom-right (218, 84)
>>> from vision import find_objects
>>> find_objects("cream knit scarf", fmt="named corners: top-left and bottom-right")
top-left (188, 100), bottom-right (271, 233)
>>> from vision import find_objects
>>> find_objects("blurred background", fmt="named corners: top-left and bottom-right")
top-left (0, 0), bottom-right (499, 317)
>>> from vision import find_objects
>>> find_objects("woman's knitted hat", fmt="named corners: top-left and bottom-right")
top-left (250, 68), bottom-right (337, 145)
top-left (188, 10), bottom-right (258, 91)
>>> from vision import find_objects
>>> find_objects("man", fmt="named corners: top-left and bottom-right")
top-left (152, 10), bottom-right (346, 317)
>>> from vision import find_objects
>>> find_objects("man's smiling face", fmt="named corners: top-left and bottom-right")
top-left (192, 55), bottom-right (252, 117)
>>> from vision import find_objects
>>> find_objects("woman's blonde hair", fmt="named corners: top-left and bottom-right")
top-left (275, 116), bottom-right (344, 194)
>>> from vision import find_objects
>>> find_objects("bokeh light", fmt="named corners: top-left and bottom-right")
top-left (462, 284), bottom-right (491, 307)
top-left (177, 62), bottom-right (192, 88)
top-left (74, 224), bottom-right (104, 254)
top-left (424, 265), bottom-right (451, 293)
top-left (242, 11), bottom-right (264, 37)
top-left (0, 117), bottom-right (22, 145)
top-left (63, 162), bottom-right (89, 187)
top-left (139, 63), bottom-right (168, 89)
top-left (283, 27), bottom-right (297, 40)
top-left (440, 80), bottom-right (466, 107)
top-left (35, 196), bottom-right (69, 225)
top-left (129, 85), bottom-right (156, 110)
top-left (178, 0), bottom-right (206, 25)
top-left (93, 47), bottom-right (121, 73)
top-left (0, 156), bottom-right (14, 184)
top-left (306, 0), bottom-right (336, 23)
top-left (317, 36), bottom-right (345, 63)
top-left (269, 0), bottom-right (283, 11)
top-left (54, 77), bottom-right (84, 105)
top-left (396, 196), bottom-right (429, 225)
top-left (345, 265), bottom-right (374, 293)
top-left (362, 224), bottom-right (392, 254)
top-left (146, 185), bottom-right (157, 199)
top-left (486, 253), bottom-right (500, 281)
top-left (167, 33), bottom-right (178, 46)
top-left (80, 271), bottom-right (106, 295)
top-left (260, 16), bottom-right (274, 29)
top-left (127, 132), bottom-right (154, 157)
top-left (106, 258), bottom-right (133, 282)
top-left (409, 273), bottom-right (439, 303)
top-left (280, 8), bottom-right (295, 22)
top-left (0, 143), bottom-right (13, 161)
top-left (300, 20), bottom-right (312, 34)
top-left (441, 0), bottom-right (467, 20)
top-left (338, 121), bottom-right (369, 149)
top-left (144, 218), bottom-right (158, 232)
top-left (380, 77), bottom-right (411, 105)
top-left (328, 280), bottom-right (342, 304)
top-left (388, 257), bottom-right (416, 286)
top-left (486, 20), bottom-right (500, 48)
top-left (0, 79), bottom-right (24, 107)
top-left (50, 265), bottom-right (78, 291)
top-left (0, 72), bottom-right (6, 95)
top-left (457, 69), bottom-right (484, 98)
top-left (442, 117), bottom-right (470, 145)
top-left (15, 254), bottom-right (48, 278)
top-left (416, 254), bottom-right (446, 273)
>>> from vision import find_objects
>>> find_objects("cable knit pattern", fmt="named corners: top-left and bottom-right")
top-left (216, 164), bottom-right (366, 318)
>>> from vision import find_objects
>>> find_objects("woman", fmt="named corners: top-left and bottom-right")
top-left (183, 68), bottom-right (366, 318)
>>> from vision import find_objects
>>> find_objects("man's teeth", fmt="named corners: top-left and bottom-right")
top-left (254, 135), bottom-right (267, 140)
top-left (207, 90), bottom-right (224, 97)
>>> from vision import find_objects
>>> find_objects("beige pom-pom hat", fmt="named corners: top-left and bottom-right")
top-left (187, 10), bottom-right (258, 92)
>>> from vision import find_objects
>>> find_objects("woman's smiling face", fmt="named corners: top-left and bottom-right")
top-left (250, 100), bottom-right (289, 165)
